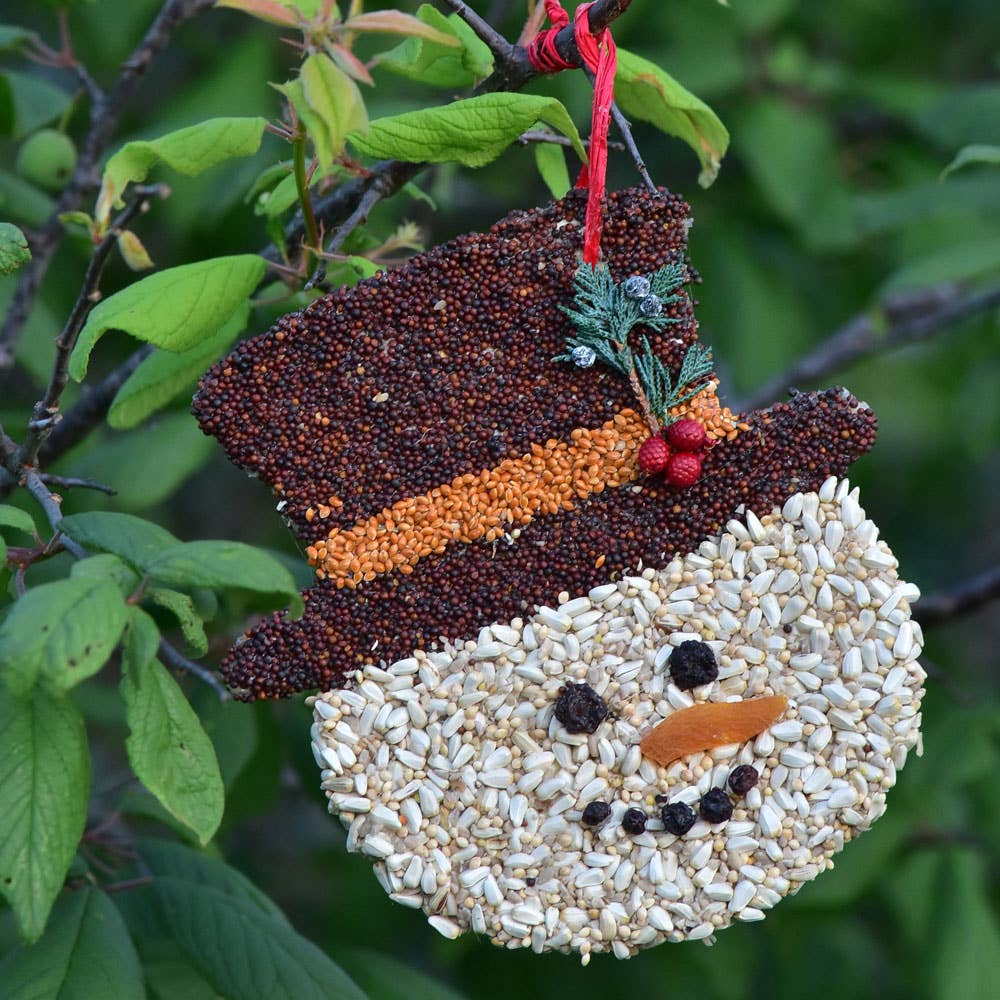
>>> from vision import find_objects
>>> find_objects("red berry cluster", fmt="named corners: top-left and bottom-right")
top-left (637, 419), bottom-right (709, 487)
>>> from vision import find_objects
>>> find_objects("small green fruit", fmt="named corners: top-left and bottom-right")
top-left (16, 129), bottom-right (77, 192)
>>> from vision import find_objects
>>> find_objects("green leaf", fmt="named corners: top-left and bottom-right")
top-left (5, 70), bottom-right (72, 138)
top-left (68, 254), bottom-right (265, 380)
top-left (0, 687), bottom-right (90, 942)
top-left (0, 221), bottom-right (30, 276)
top-left (736, 96), bottom-right (857, 250)
top-left (107, 300), bottom-right (248, 429)
top-left (614, 47), bottom-right (729, 187)
top-left (880, 236), bottom-right (1000, 293)
top-left (70, 553), bottom-right (142, 598)
top-left (929, 849), bottom-right (1000, 1000)
top-left (64, 412), bottom-right (215, 511)
top-left (140, 838), bottom-right (286, 922)
top-left (120, 608), bottom-right (224, 845)
top-left (941, 143), bottom-right (1000, 178)
top-left (0, 169), bottom-right (54, 228)
top-left (342, 9), bottom-right (461, 46)
top-left (0, 25), bottom-right (38, 53)
top-left (0, 503), bottom-right (36, 537)
top-left (145, 541), bottom-right (304, 618)
top-left (0, 888), bottom-right (144, 998)
top-left (59, 511), bottom-right (180, 569)
top-left (338, 947), bottom-right (469, 1000)
top-left (350, 92), bottom-right (586, 168)
top-left (533, 141), bottom-right (571, 199)
top-left (0, 577), bottom-right (128, 695)
top-left (145, 877), bottom-right (366, 1000)
top-left (279, 54), bottom-right (367, 172)
top-left (375, 4), bottom-right (492, 88)
top-left (96, 117), bottom-right (268, 225)
top-left (147, 586), bottom-right (209, 656)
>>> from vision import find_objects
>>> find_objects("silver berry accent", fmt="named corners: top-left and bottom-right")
top-left (571, 345), bottom-right (597, 368)
top-left (639, 295), bottom-right (663, 318)
top-left (623, 275), bottom-right (651, 299)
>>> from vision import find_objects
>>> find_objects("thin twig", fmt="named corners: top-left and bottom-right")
top-left (517, 129), bottom-right (625, 151)
top-left (917, 565), bottom-right (1000, 626)
top-left (291, 132), bottom-right (320, 258)
top-left (21, 470), bottom-right (86, 558)
top-left (12, 185), bottom-right (166, 473)
top-left (306, 170), bottom-right (397, 290)
top-left (158, 637), bottom-right (230, 700)
top-left (0, 0), bottom-right (216, 368)
top-left (39, 474), bottom-right (117, 496)
top-left (439, 0), bottom-right (517, 63)
top-left (37, 345), bottom-right (155, 468)
top-left (737, 283), bottom-right (1000, 412)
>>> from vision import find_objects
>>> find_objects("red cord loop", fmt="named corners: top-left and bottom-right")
top-left (525, 1), bottom-right (617, 265)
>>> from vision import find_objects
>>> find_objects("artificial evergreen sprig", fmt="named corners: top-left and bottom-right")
top-left (555, 263), bottom-right (714, 433)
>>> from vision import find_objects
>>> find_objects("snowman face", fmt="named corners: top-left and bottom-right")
top-left (311, 477), bottom-right (925, 960)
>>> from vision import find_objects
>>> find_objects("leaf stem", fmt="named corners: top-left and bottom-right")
top-left (292, 133), bottom-right (321, 260)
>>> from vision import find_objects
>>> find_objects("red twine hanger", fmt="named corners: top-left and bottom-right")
top-left (526, 0), bottom-right (617, 266)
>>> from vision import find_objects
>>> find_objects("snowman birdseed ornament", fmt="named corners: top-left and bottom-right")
top-left (192, 2), bottom-right (924, 964)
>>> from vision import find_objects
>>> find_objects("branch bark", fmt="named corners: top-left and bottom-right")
top-left (0, 0), bottom-right (216, 368)
top-left (736, 283), bottom-right (1000, 412)
top-left (917, 565), bottom-right (1000, 626)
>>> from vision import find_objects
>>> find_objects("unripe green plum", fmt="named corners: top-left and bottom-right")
top-left (16, 129), bottom-right (77, 192)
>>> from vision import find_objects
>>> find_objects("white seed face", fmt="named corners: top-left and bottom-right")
top-left (310, 480), bottom-right (925, 960)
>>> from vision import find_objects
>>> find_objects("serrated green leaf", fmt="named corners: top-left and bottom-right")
top-left (533, 141), bottom-right (571, 199)
top-left (70, 553), bottom-right (142, 597)
top-left (107, 300), bottom-right (248, 429)
top-left (0, 221), bottom-right (30, 275)
top-left (375, 4), bottom-right (492, 87)
top-left (146, 877), bottom-right (366, 1000)
top-left (147, 586), bottom-right (209, 656)
top-left (0, 503), bottom-right (36, 537)
top-left (64, 412), bottom-right (215, 510)
top-left (279, 54), bottom-right (367, 172)
top-left (259, 171), bottom-right (300, 219)
top-left (0, 688), bottom-right (90, 942)
top-left (614, 47), bottom-right (729, 187)
top-left (141, 838), bottom-right (286, 922)
top-left (0, 887), bottom-right (144, 997)
top-left (121, 609), bottom-right (224, 845)
top-left (69, 254), bottom-right (265, 380)
top-left (59, 511), bottom-right (181, 569)
top-left (0, 577), bottom-right (128, 695)
top-left (941, 143), bottom-right (1000, 178)
top-left (96, 117), bottom-right (268, 225)
top-left (145, 541), bottom-right (304, 617)
top-left (350, 92), bottom-right (586, 168)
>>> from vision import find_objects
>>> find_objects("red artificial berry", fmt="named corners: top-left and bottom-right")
top-left (665, 451), bottom-right (702, 487)
top-left (665, 418), bottom-right (708, 452)
top-left (637, 435), bottom-right (670, 475)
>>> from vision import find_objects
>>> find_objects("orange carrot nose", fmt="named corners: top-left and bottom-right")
top-left (639, 695), bottom-right (789, 767)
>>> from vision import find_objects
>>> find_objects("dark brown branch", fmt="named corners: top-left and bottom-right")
top-left (158, 636), bottom-right (230, 700)
top-left (38, 345), bottom-right (155, 466)
top-left (737, 283), bottom-right (1000, 412)
top-left (0, 0), bottom-right (216, 368)
top-left (917, 565), bottom-right (1000, 626)
top-left (438, 0), bottom-right (517, 63)
top-left (39, 473), bottom-right (117, 496)
top-left (517, 129), bottom-right (624, 151)
top-left (12, 186), bottom-right (166, 473)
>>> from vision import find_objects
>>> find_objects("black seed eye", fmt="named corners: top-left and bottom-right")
top-left (668, 640), bottom-right (719, 689)
top-left (553, 682), bottom-right (608, 734)
top-left (699, 788), bottom-right (734, 824)
top-left (582, 800), bottom-right (612, 826)
top-left (660, 801), bottom-right (697, 836)
top-left (728, 765), bottom-right (759, 796)
top-left (622, 808), bottom-right (647, 835)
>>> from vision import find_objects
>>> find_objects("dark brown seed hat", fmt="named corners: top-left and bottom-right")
top-left (193, 186), bottom-right (877, 700)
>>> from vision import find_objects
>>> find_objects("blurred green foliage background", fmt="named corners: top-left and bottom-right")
top-left (2, 1), bottom-right (999, 998)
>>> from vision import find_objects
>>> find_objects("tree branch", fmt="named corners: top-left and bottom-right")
top-left (0, 0), bottom-right (216, 368)
top-left (917, 565), bottom-right (1000, 626)
top-left (438, 0), bottom-right (516, 63)
top-left (11, 186), bottom-right (166, 475)
top-left (736, 283), bottom-right (1000, 412)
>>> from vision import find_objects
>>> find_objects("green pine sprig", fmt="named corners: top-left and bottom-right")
top-left (554, 262), bottom-right (713, 430)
